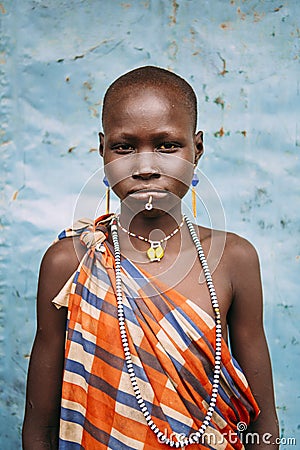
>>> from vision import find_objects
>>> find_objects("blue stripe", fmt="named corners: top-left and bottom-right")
top-left (73, 270), bottom-right (79, 284)
top-left (218, 383), bottom-right (235, 408)
top-left (116, 385), bottom-right (153, 413)
top-left (58, 230), bottom-right (67, 240)
top-left (61, 406), bottom-right (85, 426)
top-left (121, 258), bottom-right (149, 288)
top-left (231, 355), bottom-right (243, 372)
top-left (59, 410), bottom-right (85, 449)
top-left (207, 370), bottom-right (239, 414)
top-left (91, 261), bottom-right (112, 286)
top-left (59, 438), bottom-right (82, 450)
top-left (164, 310), bottom-right (192, 348)
top-left (65, 359), bottom-right (90, 382)
top-left (123, 295), bottom-right (145, 325)
top-left (126, 359), bottom-right (149, 382)
top-left (170, 303), bottom-right (205, 338)
top-left (65, 346), bottom-right (149, 383)
top-left (108, 434), bottom-right (138, 450)
top-left (169, 354), bottom-right (185, 373)
top-left (76, 284), bottom-right (104, 310)
top-left (68, 329), bottom-right (97, 355)
top-left (165, 414), bottom-right (194, 436)
top-left (221, 365), bottom-right (241, 398)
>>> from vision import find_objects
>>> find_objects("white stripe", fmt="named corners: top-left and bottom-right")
top-left (186, 299), bottom-right (215, 329)
top-left (64, 370), bottom-right (88, 392)
top-left (156, 330), bottom-right (187, 366)
top-left (110, 427), bottom-right (145, 449)
top-left (61, 398), bottom-right (86, 417)
top-left (67, 341), bottom-right (94, 374)
top-left (80, 297), bottom-right (101, 320)
top-left (171, 308), bottom-right (202, 342)
top-left (160, 403), bottom-right (193, 429)
top-left (59, 418), bottom-right (84, 443)
top-left (73, 321), bottom-right (97, 345)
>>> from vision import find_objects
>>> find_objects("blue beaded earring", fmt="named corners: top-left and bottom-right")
top-left (103, 175), bottom-right (110, 214)
top-left (191, 172), bottom-right (199, 218)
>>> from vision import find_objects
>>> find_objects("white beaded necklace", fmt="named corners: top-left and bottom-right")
top-left (110, 215), bottom-right (222, 447)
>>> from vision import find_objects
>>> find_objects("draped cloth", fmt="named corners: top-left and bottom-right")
top-left (53, 216), bottom-right (260, 449)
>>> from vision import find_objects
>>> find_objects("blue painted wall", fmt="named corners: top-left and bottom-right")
top-left (1, 1), bottom-right (299, 448)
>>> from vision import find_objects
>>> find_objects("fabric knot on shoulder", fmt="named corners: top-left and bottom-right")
top-left (76, 214), bottom-right (115, 249)
top-left (80, 228), bottom-right (107, 249)
top-left (55, 214), bottom-right (115, 248)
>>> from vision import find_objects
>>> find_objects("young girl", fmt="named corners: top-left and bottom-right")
top-left (23, 66), bottom-right (278, 449)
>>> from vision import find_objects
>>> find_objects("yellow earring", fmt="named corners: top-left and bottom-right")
top-left (191, 173), bottom-right (199, 218)
top-left (103, 176), bottom-right (110, 214)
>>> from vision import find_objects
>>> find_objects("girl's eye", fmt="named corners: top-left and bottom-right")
top-left (158, 143), bottom-right (179, 152)
top-left (112, 144), bottom-right (134, 153)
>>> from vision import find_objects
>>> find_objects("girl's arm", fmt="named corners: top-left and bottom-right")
top-left (227, 236), bottom-right (279, 449)
top-left (22, 238), bottom-right (84, 449)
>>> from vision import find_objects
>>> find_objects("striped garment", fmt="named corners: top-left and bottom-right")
top-left (53, 216), bottom-right (260, 449)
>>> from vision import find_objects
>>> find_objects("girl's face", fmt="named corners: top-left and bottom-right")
top-left (99, 86), bottom-right (203, 213)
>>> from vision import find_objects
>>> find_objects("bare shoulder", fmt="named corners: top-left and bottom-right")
top-left (198, 224), bottom-right (259, 266)
top-left (197, 224), bottom-right (261, 302)
top-left (224, 231), bottom-right (259, 261)
top-left (42, 236), bottom-right (85, 272)
top-left (216, 230), bottom-right (262, 303)
top-left (38, 236), bottom-right (86, 304)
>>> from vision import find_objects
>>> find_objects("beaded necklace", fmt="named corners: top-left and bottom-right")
top-left (117, 215), bottom-right (185, 262)
top-left (110, 215), bottom-right (222, 448)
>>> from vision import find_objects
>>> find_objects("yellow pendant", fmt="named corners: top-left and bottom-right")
top-left (147, 241), bottom-right (164, 262)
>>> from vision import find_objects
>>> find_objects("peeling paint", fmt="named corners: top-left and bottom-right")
top-left (169, 0), bottom-right (179, 25)
top-left (214, 96), bottom-right (225, 109)
top-left (220, 22), bottom-right (233, 30)
top-left (214, 127), bottom-right (230, 138)
top-left (12, 191), bottom-right (19, 201)
top-left (218, 53), bottom-right (228, 76)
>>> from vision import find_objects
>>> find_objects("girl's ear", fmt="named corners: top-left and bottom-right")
top-left (99, 132), bottom-right (104, 157)
top-left (194, 131), bottom-right (204, 165)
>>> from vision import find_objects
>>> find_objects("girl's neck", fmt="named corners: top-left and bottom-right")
top-left (118, 204), bottom-right (183, 238)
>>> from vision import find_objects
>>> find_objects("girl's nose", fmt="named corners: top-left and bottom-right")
top-left (132, 153), bottom-right (161, 180)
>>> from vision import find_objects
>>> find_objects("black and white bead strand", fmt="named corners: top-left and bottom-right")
top-left (184, 215), bottom-right (222, 441)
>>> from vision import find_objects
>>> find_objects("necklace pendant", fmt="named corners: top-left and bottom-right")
top-left (147, 241), bottom-right (164, 262)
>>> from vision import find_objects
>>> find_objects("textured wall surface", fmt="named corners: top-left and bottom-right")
top-left (1, 0), bottom-right (299, 448)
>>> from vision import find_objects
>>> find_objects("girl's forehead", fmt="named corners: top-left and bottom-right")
top-left (112, 85), bottom-right (178, 108)
top-left (104, 86), bottom-right (191, 126)
top-left (104, 101), bottom-right (192, 137)
top-left (103, 86), bottom-right (195, 134)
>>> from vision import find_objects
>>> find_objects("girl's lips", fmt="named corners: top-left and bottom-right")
top-left (128, 190), bottom-right (169, 200)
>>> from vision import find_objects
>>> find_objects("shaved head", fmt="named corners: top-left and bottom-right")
top-left (102, 66), bottom-right (197, 132)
